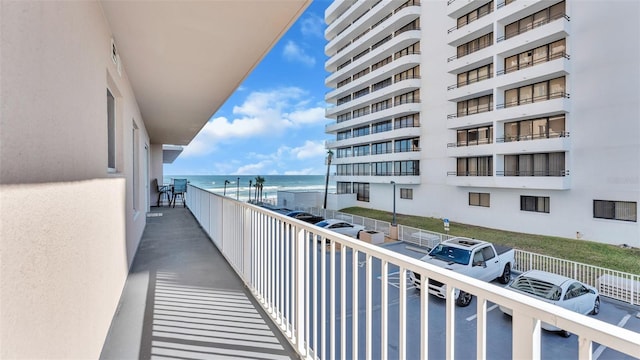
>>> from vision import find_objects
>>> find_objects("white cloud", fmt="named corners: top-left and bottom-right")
top-left (290, 140), bottom-right (326, 159)
top-left (284, 168), bottom-right (317, 175)
top-left (300, 13), bottom-right (325, 38)
top-left (180, 87), bottom-right (326, 157)
top-left (282, 40), bottom-right (316, 67)
top-left (235, 161), bottom-right (271, 175)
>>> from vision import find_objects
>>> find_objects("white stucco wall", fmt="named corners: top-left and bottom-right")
top-left (1, 1), bottom-right (149, 357)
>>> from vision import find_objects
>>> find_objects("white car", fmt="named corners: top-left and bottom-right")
top-left (314, 219), bottom-right (365, 238)
top-left (499, 269), bottom-right (600, 337)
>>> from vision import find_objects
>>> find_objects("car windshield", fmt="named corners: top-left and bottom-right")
top-left (510, 276), bottom-right (562, 301)
top-left (428, 245), bottom-right (471, 265)
top-left (315, 221), bottom-right (329, 227)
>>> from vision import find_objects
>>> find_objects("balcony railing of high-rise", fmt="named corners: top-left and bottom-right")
top-left (185, 184), bottom-right (639, 359)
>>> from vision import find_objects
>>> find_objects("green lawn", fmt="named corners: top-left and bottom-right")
top-left (340, 207), bottom-right (640, 275)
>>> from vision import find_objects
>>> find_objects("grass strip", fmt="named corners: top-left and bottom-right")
top-left (340, 207), bottom-right (640, 275)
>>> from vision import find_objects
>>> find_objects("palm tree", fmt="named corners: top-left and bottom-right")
top-left (255, 176), bottom-right (265, 203)
top-left (323, 149), bottom-right (333, 209)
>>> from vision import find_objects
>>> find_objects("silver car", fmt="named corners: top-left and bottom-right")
top-left (314, 219), bottom-right (365, 238)
top-left (499, 269), bottom-right (600, 337)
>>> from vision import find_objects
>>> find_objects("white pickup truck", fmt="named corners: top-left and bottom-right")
top-left (409, 237), bottom-right (515, 307)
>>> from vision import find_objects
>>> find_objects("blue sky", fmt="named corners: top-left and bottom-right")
top-left (165, 1), bottom-right (332, 176)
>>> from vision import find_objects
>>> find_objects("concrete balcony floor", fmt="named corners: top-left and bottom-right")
top-left (100, 207), bottom-right (297, 360)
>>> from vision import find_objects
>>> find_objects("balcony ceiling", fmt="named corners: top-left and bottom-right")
top-left (100, 0), bottom-right (310, 145)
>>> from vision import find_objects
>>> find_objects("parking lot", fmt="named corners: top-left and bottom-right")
top-left (312, 241), bottom-right (640, 359)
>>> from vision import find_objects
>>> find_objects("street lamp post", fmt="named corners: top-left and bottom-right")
top-left (236, 177), bottom-right (240, 200)
top-left (390, 181), bottom-right (396, 225)
top-left (323, 150), bottom-right (333, 209)
top-left (224, 180), bottom-right (230, 196)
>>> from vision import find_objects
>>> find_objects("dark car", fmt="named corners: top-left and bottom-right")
top-left (285, 211), bottom-right (324, 224)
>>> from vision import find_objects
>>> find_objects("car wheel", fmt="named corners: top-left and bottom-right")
top-left (590, 296), bottom-right (600, 315)
top-left (455, 291), bottom-right (473, 307)
top-left (559, 330), bottom-right (571, 338)
top-left (498, 264), bottom-right (511, 284)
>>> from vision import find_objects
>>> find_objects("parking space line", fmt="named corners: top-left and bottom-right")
top-left (593, 313), bottom-right (632, 360)
top-left (466, 304), bottom-right (498, 321)
top-left (377, 271), bottom-right (416, 290)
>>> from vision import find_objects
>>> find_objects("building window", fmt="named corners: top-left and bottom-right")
top-left (503, 77), bottom-right (566, 108)
top-left (353, 87), bottom-right (370, 99)
top-left (371, 99), bottom-right (392, 113)
top-left (353, 48), bottom-right (370, 62)
top-left (337, 113), bottom-right (352, 123)
top-left (395, 90), bottom-right (420, 105)
top-left (503, 152), bottom-right (565, 176)
top-left (372, 78), bottom-right (392, 92)
top-left (336, 147), bottom-right (351, 158)
top-left (337, 182), bottom-right (352, 194)
top-left (504, 1), bottom-right (565, 40)
top-left (337, 78), bottom-right (352, 88)
top-left (457, 32), bottom-right (493, 59)
top-left (353, 163), bottom-right (370, 176)
top-left (132, 122), bottom-right (139, 210)
top-left (395, 41), bottom-right (420, 60)
top-left (400, 188), bottom-right (413, 199)
top-left (395, 18), bottom-right (420, 36)
top-left (395, 138), bottom-right (419, 153)
top-left (457, 95), bottom-right (493, 117)
top-left (395, 160), bottom-right (419, 176)
top-left (456, 1), bottom-right (493, 30)
top-left (395, 114), bottom-right (420, 129)
top-left (457, 156), bottom-right (493, 176)
top-left (372, 141), bottom-right (392, 155)
top-left (372, 120), bottom-right (392, 133)
top-left (353, 67), bottom-right (370, 81)
top-left (457, 126), bottom-right (493, 146)
top-left (503, 115), bottom-right (566, 142)
top-left (353, 145), bottom-right (370, 156)
top-left (521, 196), bottom-right (550, 213)
top-left (353, 106), bottom-right (370, 118)
top-left (337, 59), bottom-right (351, 71)
top-left (469, 192), bottom-right (490, 207)
top-left (107, 89), bottom-right (116, 171)
top-left (337, 95), bottom-right (351, 105)
top-left (373, 162), bottom-right (393, 176)
top-left (594, 200), bottom-right (637, 222)
top-left (504, 39), bottom-right (566, 74)
top-left (395, 66), bottom-right (420, 82)
top-left (354, 182), bottom-right (370, 202)
top-left (336, 164), bottom-right (352, 176)
top-left (457, 63), bottom-right (493, 88)
top-left (371, 56), bottom-right (392, 71)
top-left (372, 35), bottom-right (392, 50)
top-left (337, 130), bottom-right (351, 140)
top-left (353, 125), bottom-right (370, 137)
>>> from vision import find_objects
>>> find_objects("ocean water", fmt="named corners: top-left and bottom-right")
top-left (163, 174), bottom-right (331, 202)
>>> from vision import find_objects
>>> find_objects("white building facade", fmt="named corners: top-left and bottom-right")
top-left (324, 0), bottom-right (639, 247)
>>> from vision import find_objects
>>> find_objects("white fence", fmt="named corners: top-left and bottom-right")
top-left (187, 185), bottom-right (639, 359)
top-left (309, 207), bottom-right (640, 306)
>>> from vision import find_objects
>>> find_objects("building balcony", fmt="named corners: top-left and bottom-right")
top-left (326, 53), bottom-right (421, 101)
top-left (447, 142), bottom-right (495, 157)
top-left (495, 13), bottom-right (570, 57)
top-left (325, 2), bottom-right (420, 58)
top-left (447, 0), bottom-right (492, 19)
top-left (447, 43), bottom-right (495, 74)
top-left (494, 133), bottom-right (570, 154)
top-left (447, 75), bottom-right (495, 102)
top-left (447, 15), bottom-right (494, 47)
top-left (493, 95), bottom-right (569, 123)
top-left (103, 185), bottom-right (639, 360)
top-left (100, 206), bottom-right (299, 359)
top-left (494, 54), bottom-right (569, 90)
top-left (447, 109), bottom-right (495, 129)
top-left (445, 171), bottom-right (571, 190)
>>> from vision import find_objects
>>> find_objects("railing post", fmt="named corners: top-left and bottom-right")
top-left (512, 312), bottom-right (541, 360)
top-left (295, 229), bottom-right (305, 356)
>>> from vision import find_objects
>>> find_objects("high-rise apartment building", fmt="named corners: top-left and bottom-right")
top-left (324, 0), bottom-right (639, 247)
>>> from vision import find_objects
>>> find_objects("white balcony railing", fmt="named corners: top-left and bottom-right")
top-left (186, 185), bottom-right (640, 359)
